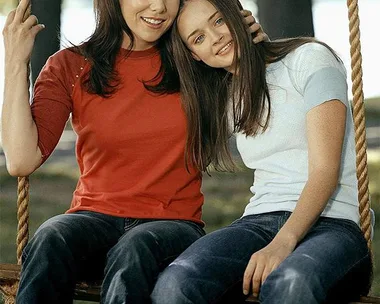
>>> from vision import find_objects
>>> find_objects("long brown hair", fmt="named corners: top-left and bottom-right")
top-left (171, 0), bottom-right (340, 172)
top-left (73, 0), bottom-right (180, 97)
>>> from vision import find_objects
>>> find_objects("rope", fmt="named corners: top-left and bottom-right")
top-left (347, 0), bottom-right (372, 248)
top-left (0, 284), bottom-right (18, 304)
top-left (16, 177), bottom-right (30, 264)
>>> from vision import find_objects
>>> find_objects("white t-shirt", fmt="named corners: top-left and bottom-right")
top-left (236, 42), bottom-right (360, 224)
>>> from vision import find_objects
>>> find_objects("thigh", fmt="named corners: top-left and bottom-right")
top-left (262, 217), bottom-right (371, 301)
top-left (152, 215), bottom-right (276, 304)
top-left (111, 219), bottom-right (206, 269)
top-left (29, 211), bottom-right (123, 278)
top-left (35, 211), bottom-right (122, 253)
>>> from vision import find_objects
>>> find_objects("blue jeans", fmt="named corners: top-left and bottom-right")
top-left (17, 211), bottom-right (205, 304)
top-left (151, 212), bottom-right (372, 304)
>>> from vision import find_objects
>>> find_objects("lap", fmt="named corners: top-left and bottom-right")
top-left (278, 217), bottom-right (369, 277)
top-left (110, 219), bottom-right (206, 268)
top-left (261, 217), bottom-right (371, 301)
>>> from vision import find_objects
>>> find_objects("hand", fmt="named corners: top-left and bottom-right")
top-left (2, 0), bottom-right (45, 65)
top-left (240, 10), bottom-right (269, 44)
top-left (242, 238), bottom-right (296, 297)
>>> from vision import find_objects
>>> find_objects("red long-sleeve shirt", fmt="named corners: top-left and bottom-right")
top-left (31, 47), bottom-right (204, 224)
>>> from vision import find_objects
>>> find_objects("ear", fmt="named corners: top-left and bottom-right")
top-left (191, 51), bottom-right (201, 61)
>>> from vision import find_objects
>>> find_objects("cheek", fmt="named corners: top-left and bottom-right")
top-left (167, 0), bottom-right (180, 16)
top-left (199, 48), bottom-right (214, 63)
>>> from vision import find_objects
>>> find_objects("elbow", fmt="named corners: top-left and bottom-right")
top-left (310, 166), bottom-right (340, 190)
top-left (6, 158), bottom-right (38, 177)
top-left (7, 163), bottom-right (35, 177)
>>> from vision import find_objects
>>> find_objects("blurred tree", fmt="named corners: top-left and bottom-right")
top-left (31, 0), bottom-right (62, 84)
top-left (256, 0), bottom-right (314, 39)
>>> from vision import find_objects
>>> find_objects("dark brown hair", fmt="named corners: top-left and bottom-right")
top-left (73, 0), bottom-right (180, 97)
top-left (171, 0), bottom-right (340, 172)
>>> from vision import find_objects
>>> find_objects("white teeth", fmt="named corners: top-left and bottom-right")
top-left (142, 17), bottom-right (164, 25)
top-left (219, 42), bottom-right (232, 55)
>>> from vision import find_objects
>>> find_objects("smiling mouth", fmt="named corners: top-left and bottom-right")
top-left (141, 17), bottom-right (165, 26)
top-left (217, 41), bottom-right (233, 55)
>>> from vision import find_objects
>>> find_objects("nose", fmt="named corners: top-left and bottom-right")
top-left (150, 0), bottom-right (167, 13)
top-left (211, 30), bottom-right (224, 45)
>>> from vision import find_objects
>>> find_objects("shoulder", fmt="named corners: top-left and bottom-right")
top-left (38, 47), bottom-right (89, 94)
top-left (46, 47), bottom-right (88, 72)
top-left (285, 42), bottom-right (345, 73)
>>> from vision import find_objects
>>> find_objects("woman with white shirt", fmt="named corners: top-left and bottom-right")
top-left (151, 0), bottom-right (373, 303)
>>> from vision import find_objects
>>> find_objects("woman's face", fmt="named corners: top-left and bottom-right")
top-left (177, 0), bottom-right (235, 72)
top-left (120, 0), bottom-right (180, 50)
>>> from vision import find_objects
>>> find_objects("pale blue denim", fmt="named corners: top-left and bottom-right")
top-left (151, 211), bottom-right (372, 304)
top-left (17, 211), bottom-right (205, 304)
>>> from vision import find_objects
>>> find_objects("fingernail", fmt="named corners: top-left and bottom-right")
top-left (243, 290), bottom-right (248, 295)
top-left (252, 293), bottom-right (258, 297)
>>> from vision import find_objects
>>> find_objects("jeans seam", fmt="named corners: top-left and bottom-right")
top-left (331, 251), bottom-right (371, 287)
top-left (123, 218), bottom-right (140, 231)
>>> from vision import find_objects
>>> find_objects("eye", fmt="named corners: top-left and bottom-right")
top-left (194, 34), bottom-right (205, 44)
top-left (215, 17), bottom-right (224, 26)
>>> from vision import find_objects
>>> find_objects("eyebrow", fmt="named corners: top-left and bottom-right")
top-left (186, 10), bottom-right (219, 41)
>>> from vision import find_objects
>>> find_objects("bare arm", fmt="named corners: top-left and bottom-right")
top-left (243, 99), bottom-right (347, 296)
top-left (274, 100), bottom-right (346, 245)
top-left (1, 0), bottom-right (45, 176)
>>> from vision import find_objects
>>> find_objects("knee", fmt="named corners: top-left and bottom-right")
top-left (24, 216), bottom-right (74, 259)
top-left (152, 265), bottom-right (194, 304)
top-left (107, 230), bottom-right (156, 263)
top-left (260, 267), bottom-right (324, 304)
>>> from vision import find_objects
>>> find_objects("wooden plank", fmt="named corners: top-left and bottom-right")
top-left (74, 281), bottom-right (101, 301)
top-left (0, 264), bottom-right (21, 281)
top-left (0, 263), bottom-right (101, 301)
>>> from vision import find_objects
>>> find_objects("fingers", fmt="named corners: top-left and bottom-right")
top-left (4, 9), bottom-right (16, 27)
top-left (14, 0), bottom-right (31, 23)
top-left (253, 33), bottom-right (269, 44)
top-left (251, 262), bottom-right (264, 297)
top-left (243, 258), bottom-right (256, 295)
top-left (261, 265), bottom-right (272, 284)
top-left (30, 23), bottom-right (45, 38)
top-left (23, 15), bottom-right (39, 29)
top-left (240, 9), bottom-right (256, 22)
top-left (248, 22), bottom-right (261, 34)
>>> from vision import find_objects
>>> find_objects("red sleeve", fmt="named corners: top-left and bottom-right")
top-left (31, 48), bottom-right (84, 164)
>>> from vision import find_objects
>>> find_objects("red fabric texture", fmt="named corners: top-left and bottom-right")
top-left (31, 47), bottom-right (204, 225)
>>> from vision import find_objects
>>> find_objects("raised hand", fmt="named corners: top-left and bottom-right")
top-left (240, 10), bottom-right (269, 44)
top-left (2, 0), bottom-right (45, 65)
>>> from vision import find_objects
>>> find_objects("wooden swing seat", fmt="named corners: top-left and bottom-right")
top-left (1, 263), bottom-right (380, 303)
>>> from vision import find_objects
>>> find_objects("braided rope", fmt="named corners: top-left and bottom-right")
top-left (16, 177), bottom-right (30, 264)
top-left (347, 0), bottom-right (372, 248)
top-left (0, 284), bottom-right (18, 304)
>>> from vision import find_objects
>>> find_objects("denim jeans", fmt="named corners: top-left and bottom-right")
top-left (151, 211), bottom-right (372, 304)
top-left (16, 211), bottom-right (205, 304)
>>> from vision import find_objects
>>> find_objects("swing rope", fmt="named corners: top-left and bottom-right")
top-left (1, 177), bottom-right (29, 303)
top-left (347, 0), bottom-right (372, 248)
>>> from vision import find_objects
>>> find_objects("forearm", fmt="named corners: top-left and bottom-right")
top-left (2, 61), bottom-right (42, 176)
top-left (273, 169), bottom-right (339, 247)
